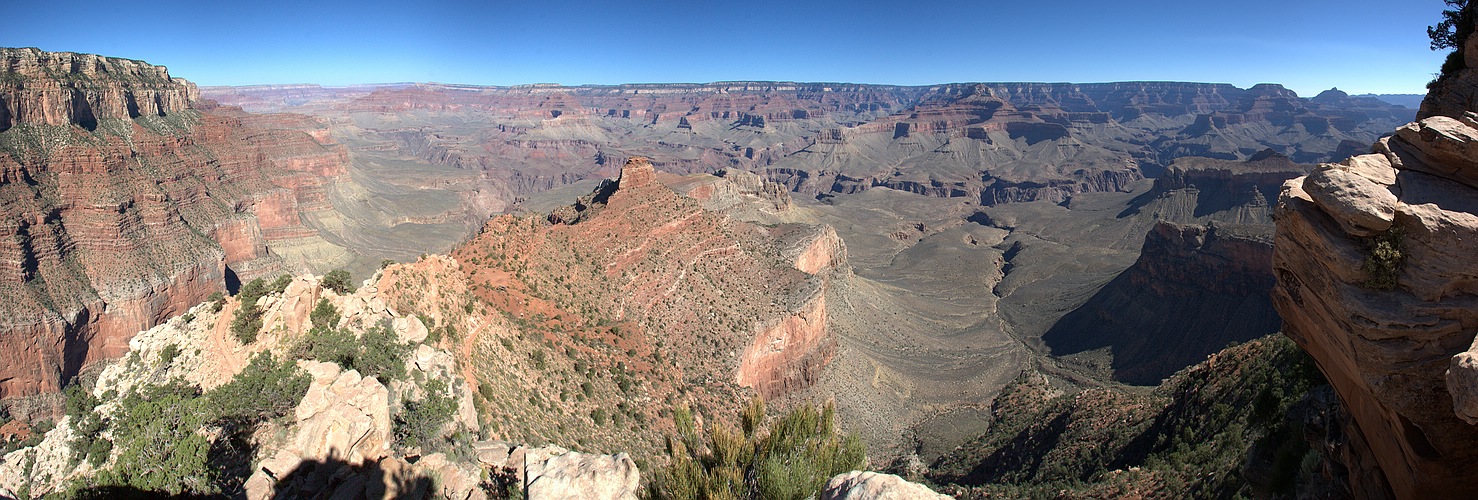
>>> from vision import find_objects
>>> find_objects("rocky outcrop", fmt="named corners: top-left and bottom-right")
top-left (1044, 221), bottom-right (1281, 384)
top-left (0, 47), bottom-right (197, 131)
top-left (455, 157), bottom-right (842, 438)
top-left (1110, 150), bottom-right (1314, 231)
top-left (785, 224), bottom-right (848, 276)
top-left (821, 471), bottom-right (953, 500)
top-left (1419, 19), bottom-right (1478, 121)
top-left (1273, 111), bottom-right (1478, 497)
top-left (616, 156), bottom-right (656, 188)
top-left (287, 361), bottom-right (392, 466)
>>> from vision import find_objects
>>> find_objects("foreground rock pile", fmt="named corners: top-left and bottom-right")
top-left (0, 268), bottom-right (643, 499)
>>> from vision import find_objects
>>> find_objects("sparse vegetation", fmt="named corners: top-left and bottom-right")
top-left (61, 351), bottom-right (310, 496)
top-left (207, 352), bottom-right (311, 429)
top-left (930, 335), bottom-right (1328, 498)
top-left (65, 384), bottom-right (107, 467)
top-left (293, 319), bottom-right (410, 384)
top-left (207, 291), bottom-right (225, 313)
top-left (159, 344), bottom-right (181, 366)
top-left (1429, 1), bottom-right (1475, 87)
top-left (321, 269), bottom-right (356, 294)
top-left (229, 276), bottom-right (289, 344)
top-left (89, 381), bottom-right (216, 495)
top-left (310, 298), bottom-right (339, 330)
top-left (1361, 227), bottom-right (1404, 290)
top-left (394, 378), bottom-right (459, 451)
top-left (647, 398), bottom-right (865, 500)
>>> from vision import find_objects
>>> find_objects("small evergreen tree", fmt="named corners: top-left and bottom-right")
top-left (321, 269), bottom-right (355, 294)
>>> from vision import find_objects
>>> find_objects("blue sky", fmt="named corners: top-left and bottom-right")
top-left (2, 0), bottom-right (1453, 95)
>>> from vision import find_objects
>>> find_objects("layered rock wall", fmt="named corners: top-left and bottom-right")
top-left (0, 49), bottom-right (353, 399)
top-left (0, 47), bottom-right (197, 131)
top-left (736, 294), bottom-right (834, 399)
top-left (1273, 113), bottom-right (1478, 497)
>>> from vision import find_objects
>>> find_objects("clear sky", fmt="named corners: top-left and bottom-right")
top-left (2, 0), bottom-right (1453, 95)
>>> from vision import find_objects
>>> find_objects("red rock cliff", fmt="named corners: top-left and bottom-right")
top-left (0, 49), bottom-right (351, 399)
top-left (0, 47), bottom-right (198, 131)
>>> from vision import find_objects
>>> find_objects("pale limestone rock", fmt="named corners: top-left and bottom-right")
top-left (292, 360), bottom-right (391, 466)
top-left (820, 471), bottom-right (953, 500)
top-left (525, 450), bottom-right (639, 500)
top-left (245, 449), bottom-right (303, 500)
top-left (1342, 153), bottom-right (1397, 186)
top-left (0, 416), bottom-right (81, 496)
top-left (1277, 177), bottom-right (1310, 206)
top-left (1392, 116), bottom-right (1478, 190)
top-left (1302, 165), bottom-right (1397, 237)
top-left (1447, 347), bottom-right (1478, 425)
top-left (417, 453), bottom-right (488, 500)
top-left (1276, 103), bottom-right (1478, 497)
top-left (475, 440), bottom-right (514, 468)
top-left (403, 344), bottom-right (480, 433)
top-left (393, 315), bottom-right (429, 344)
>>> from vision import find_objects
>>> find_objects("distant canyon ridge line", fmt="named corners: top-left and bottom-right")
top-left (200, 78), bottom-right (1417, 231)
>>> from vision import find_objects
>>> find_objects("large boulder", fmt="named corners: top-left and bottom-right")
top-left (291, 361), bottom-right (392, 465)
top-left (525, 449), bottom-right (640, 500)
top-left (820, 471), bottom-right (953, 500)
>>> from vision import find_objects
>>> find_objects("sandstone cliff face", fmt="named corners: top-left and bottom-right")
top-left (0, 47), bottom-right (197, 131)
top-left (0, 49), bottom-right (354, 399)
top-left (1273, 111), bottom-right (1478, 496)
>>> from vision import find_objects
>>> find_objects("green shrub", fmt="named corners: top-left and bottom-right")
top-left (648, 398), bottom-right (865, 500)
top-left (207, 291), bottom-right (225, 313)
top-left (159, 344), bottom-right (181, 366)
top-left (296, 320), bottom-right (410, 384)
top-left (321, 269), bottom-right (356, 294)
top-left (310, 299), bottom-right (339, 330)
top-left (1362, 227), bottom-right (1404, 290)
top-left (237, 277), bottom-right (268, 305)
top-left (207, 352), bottom-right (310, 430)
top-left (230, 303), bottom-right (262, 345)
top-left (92, 381), bottom-right (216, 495)
top-left (270, 274), bottom-right (293, 295)
top-left (355, 321), bottom-right (410, 383)
top-left (66, 384), bottom-right (109, 467)
top-left (229, 276), bottom-right (283, 344)
top-left (394, 378), bottom-right (458, 450)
